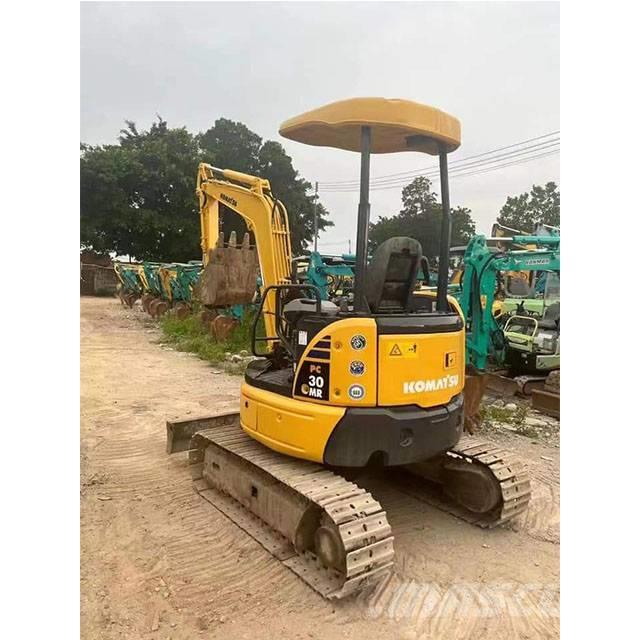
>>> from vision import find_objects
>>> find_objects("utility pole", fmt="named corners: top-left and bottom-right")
top-left (348, 239), bottom-right (352, 254)
top-left (313, 181), bottom-right (318, 252)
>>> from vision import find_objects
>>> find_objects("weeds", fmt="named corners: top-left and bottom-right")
top-left (159, 310), bottom-right (263, 374)
top-left (480, 402), bottom-right (535, 436)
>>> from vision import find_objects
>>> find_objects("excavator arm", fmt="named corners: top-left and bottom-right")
top-left (459, 234), bottom-right (560, 371)
top-left (196, 163), bottom-right (293, 341)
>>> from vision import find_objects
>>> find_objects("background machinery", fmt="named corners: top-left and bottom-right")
top-left (158, 262), bottom-right (203, 319)
top-left (457, 232), bottom-right (560, 410)
top-left (113, 262), bottom-right (145, 308)
top-left (167, 98), bottom-right (531, 600)
top-left (458, 233), bottom-right (560, 372)
top-left (291, 251), bottom-right (356, 302)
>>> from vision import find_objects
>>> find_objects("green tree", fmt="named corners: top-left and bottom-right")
top-left (369, 176), bottom-right (476, 261)
top-left (198, 118), bottom-right (261, 175)
top-left (199, 119), bottom-right (332, 254)
top-left (496, 182), bottom-right (560, 233)
top-left (81, 116), bottom-right (333, 261)
top-left (81, 117), bottom-right (202, 261)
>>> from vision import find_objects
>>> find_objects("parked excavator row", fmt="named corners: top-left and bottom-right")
top-left (451, 231), bottom-right (560, 416)
top-left (115, 168), bottom-right (364, 341)
top-left (166, 97), bottom-right (532, 601)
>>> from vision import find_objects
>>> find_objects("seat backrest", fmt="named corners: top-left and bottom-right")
top-left (365, 237), bottom-right (422, 313)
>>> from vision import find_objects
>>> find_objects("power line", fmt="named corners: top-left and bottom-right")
top-left (322, 140), bottom-right (560, 192)
top-left (318, 130), bottom-right (560, 189)
top-left (319, 130), bottom-right (559, 186)
top-left (324, 139), bottom-right (560, 192)
top-left (312, 148), bottom-right (559, 247)
top-left (366, 148), bottom-right (560, 190)
top-left (443, 148), bottom-right (560, 180)
top-left (321, 145), bottom-right (560, 193)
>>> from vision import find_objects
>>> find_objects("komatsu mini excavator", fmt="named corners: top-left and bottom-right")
top-left (167, 98), bottom-right (531, 599)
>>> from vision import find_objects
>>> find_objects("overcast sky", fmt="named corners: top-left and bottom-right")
top-left (81, 1), bottom-right (559, 254)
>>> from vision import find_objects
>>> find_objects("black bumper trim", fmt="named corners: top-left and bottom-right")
top-left (323, 394), bottom-right (464, 467)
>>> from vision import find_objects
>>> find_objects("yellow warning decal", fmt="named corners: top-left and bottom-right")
top-left (389, 342), bottom-right (418, 358)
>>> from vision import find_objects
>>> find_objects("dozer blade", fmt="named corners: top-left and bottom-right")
top-left (463, 372), bottom-right (489, 434)
top-left (167, 412), bottom-right (394, 600)
top-left (197, 232), bottom-right (258, 307)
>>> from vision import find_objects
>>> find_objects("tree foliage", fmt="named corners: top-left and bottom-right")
top-left (81, 118), bottom-right (202, 261)
top-left (368, 176), bottom-right (476, 262)
top-left (199, 119), bottom-right (332, 255)
top-left (81, 117), bottom-right (332, 261)
top-left (496, 182), bottom-right (560, 233)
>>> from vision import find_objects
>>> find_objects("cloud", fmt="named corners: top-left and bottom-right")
top-left (81, 1), bottom-right (559, 249)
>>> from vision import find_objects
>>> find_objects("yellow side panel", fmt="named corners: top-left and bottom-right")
top-left (378, 330), bottom-right (465, 408)
top-left (240, 389), bottom-right (258, 430)
top-left (292, 317), bottom-right (378, 407)
top-left (240, 383), bottom-right (345, 463)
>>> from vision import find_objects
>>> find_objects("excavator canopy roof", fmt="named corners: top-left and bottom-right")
top-left (279, 97), bottom-right (461, 155)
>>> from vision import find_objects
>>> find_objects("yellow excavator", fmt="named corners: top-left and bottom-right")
top-left (168, 98), bottom-right (531, 599)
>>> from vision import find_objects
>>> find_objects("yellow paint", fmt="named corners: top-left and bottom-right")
top-left (387, 341), bottom-right (419, 358)
top-left (158, 266), bottom-right (176, 302)
top-left (280, 97), bottom-right (461, 155)
top-left (240, 382), bottom-right (344, 463)
top-left (292, 318), bottom-right (378, 407)
top-left (196, 163), bottom-right (293, 341)
top-left (378, 329), bottom-right (465, 407)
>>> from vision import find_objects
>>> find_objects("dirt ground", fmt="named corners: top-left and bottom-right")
top-left (80, 297), bottom-right (559, 639)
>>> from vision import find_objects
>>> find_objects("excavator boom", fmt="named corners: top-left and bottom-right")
top-left (196, 164), bottom-right (292, 339)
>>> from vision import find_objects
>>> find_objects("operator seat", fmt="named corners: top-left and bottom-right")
top-left (365, 237), bottom-right (422, 313)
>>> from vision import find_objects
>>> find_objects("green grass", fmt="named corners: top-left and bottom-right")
top-left (480, 403), bottom-right (529, 426)
top-left (159, 310), bottom-right (263, 374)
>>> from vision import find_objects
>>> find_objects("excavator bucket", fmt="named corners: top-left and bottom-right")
top-left (464, 373), bottom-right (489, 434)
top-left (197, 232), bottom-right (258, 307)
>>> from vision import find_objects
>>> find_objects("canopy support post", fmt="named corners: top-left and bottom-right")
top-left (353, 125), bottom-right (371, 313)
top-left (436, 144), bottom-right (452, 312)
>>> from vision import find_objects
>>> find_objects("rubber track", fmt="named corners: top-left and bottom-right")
top-left (401, 435), bottom-right (532, 528)
top-left (187, 424), bottom-right (395, 599)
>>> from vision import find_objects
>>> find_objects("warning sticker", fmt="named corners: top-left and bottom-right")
top-left (389, 342), bottom-right (418, 358)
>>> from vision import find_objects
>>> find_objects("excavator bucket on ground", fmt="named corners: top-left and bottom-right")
top-left (463, 373), bottom-right (489, 434)
top-left (197, 232), bottom-right (258, 307)
top-left (113, 262), bottom-right (144, 308)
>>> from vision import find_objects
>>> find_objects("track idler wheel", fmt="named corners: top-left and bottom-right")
top-left (314, 520), bottom-right (346, 572)
top-left (440, 459), bottom-right (502, 514)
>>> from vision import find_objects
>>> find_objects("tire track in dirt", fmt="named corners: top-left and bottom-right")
top-left (87, 404), bottom-right (327, 617)
top-left (81, 298), bottom-right (560, 639)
